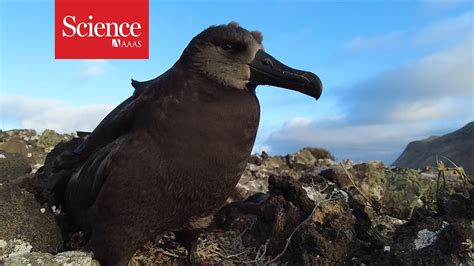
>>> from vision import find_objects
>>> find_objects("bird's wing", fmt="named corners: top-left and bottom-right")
top-left (65, 137), bottom-right (125, 212)
top-left (73, 76), bottom-right (161, 156)
top-left (48, 103), bottom-right (140, 208)
top-left (73, 94), bottom-right (142, 156)
top-left (49, 82), bottom-right (153, 208)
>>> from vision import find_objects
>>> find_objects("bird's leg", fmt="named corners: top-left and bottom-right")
top-left (174, 229), bottom-right (201, 264)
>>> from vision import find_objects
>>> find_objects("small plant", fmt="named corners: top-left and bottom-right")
top-left (461, 239), bottom-right (474, 261)
top-left (435, 155), bottom-right (473, 199)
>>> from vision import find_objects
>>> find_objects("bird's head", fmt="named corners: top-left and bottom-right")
top-left (177, 22), bottom-right (322, 100)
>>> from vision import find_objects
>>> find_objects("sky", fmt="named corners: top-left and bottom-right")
top-left (0, 0), bottom-right (473, 164)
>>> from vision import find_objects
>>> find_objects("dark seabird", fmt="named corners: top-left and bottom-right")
top-left (50, 22), bottom-right (322, 265)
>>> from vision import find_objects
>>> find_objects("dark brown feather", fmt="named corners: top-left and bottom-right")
top-left (57, 65), bottom-right (259, 265)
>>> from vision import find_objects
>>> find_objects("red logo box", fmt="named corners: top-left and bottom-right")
top-left (55, 0), bottom-right (149, 59)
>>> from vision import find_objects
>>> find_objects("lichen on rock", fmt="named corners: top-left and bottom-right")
top-left (3, 251), bottom-right (99, 266)
top-left (0, 182), bottom-right (63, 261)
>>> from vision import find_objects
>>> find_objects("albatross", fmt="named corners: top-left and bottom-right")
top-left (50, 22), bottom-right (322, 265)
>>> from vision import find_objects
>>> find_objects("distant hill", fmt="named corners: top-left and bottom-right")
top-left (392, 122), bottom-right (474, 176)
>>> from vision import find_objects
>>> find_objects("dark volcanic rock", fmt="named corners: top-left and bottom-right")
top-left (391, 198), bottom-right (474, 265)
top-left (0, 129), bottom-right (75, 173)
top-left (210, 175), bottom-right (359, 265)
top-left (393, 122), bottom-right (474, 176)
top-left (286, 147), bottom-right (336, 171)
top-left (0, 140), bottom-right (30, 159)
top-left (38, 129), bottom-right (68, 148)
top-left (320, 166), bottom-right (351, 187)
top-left (3, 133), bottom-right (472, 265)
top-left (381, 167), bottom-right (436, 219)
top-left (291, 198), bottom-right (356, 265)
top-left (0, 151), bottom-right (31, 181)
top-left (0, 182), bottom-right (63, 260)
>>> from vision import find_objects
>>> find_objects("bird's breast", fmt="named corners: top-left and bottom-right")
top-left (147, 88), bottom-right (260, 202)
top-left (103, 88), bottom-right (260, 228)
top-left (156, 88), bottom-right (260, 158)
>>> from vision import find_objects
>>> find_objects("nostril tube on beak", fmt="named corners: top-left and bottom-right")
top-left (249, 49), bottom-right (323, 100)
top-left (263, 58), bottom-right (273, 67)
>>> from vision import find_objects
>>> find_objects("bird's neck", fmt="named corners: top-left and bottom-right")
top-left (144, 65), bottom-right (261, 159)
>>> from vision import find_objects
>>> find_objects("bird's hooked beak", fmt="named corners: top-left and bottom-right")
top-left (248, 50), bottom-right (323, 100)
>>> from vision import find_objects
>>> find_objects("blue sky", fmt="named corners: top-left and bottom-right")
top-left (1, 0), bottom-right (473, 163)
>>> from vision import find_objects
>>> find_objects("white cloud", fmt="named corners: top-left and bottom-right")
top-left (344, 11), bottom-right (472, 53)
top-left (415, 11), bottom-right (473, 46)
top-left (413, 37), bottom-right (472, 96)
top-left (419, 0), bottom-right (472, 16)
top-left (261, 12), bottom-right (473, 163)
top-left (387, 98), bottom-right (466, 122)
top-left (262, 117), bottom-right (471, 164)
top-left (345, 31), bottom-right (403, 52)
top-left (343, 36), bottom-right (472, 124)
top-left (81, 59), bottom-right (109, 77)
top-left (0, 95), bottom-right (115, 133)
top-left (285, 117), bottom-right (312, 128)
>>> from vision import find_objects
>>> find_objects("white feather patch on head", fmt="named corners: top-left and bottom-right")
top-left (228, 21), bottom-right (240, 29)
top-left (251, 31), bottom-right (263, 44)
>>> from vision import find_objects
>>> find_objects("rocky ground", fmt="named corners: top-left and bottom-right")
top-left (1, 129), bottom-right (473, 265)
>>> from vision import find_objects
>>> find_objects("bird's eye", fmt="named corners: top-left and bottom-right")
top-left (222, 43), bottom-right (233, 50)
